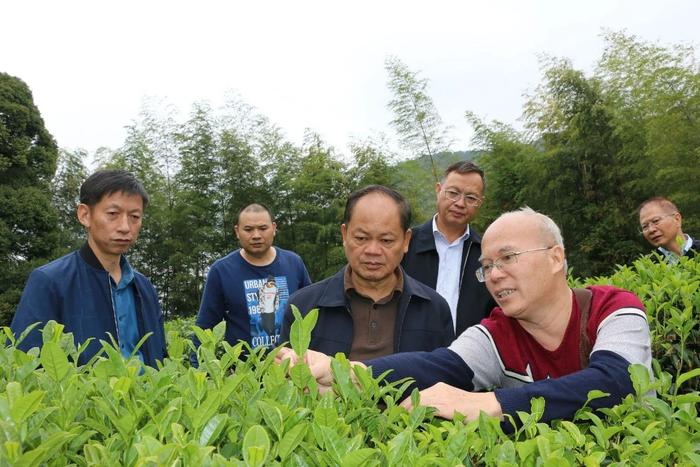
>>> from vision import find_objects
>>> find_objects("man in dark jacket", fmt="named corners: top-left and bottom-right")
top-left (402, 161), bottom-right (495, 336)
top-left (10, 170), bottom-right (166, 367)
top-left (281, 185), bottom-right (454, 359)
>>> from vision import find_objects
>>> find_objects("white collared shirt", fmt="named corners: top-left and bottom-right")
top-left (659, 234), bottom-right (694, 263)
top-left (432, 215), bottom-right (470, 331)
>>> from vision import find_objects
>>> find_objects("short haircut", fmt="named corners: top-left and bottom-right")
top-left (80, 169), bottom-right (149, 208)
top-left (442, 160), bottom-right (486, 192)
top-left (344, 185), bottom-right (411, 231)
top-left (638, 196), bottom-right (679, 215)
top-left (497, 206), bottom-right (565, 250)
top-left (237, 203), bottom-right (274, 225)
top-left (496, 206), bottom-right (567, 271)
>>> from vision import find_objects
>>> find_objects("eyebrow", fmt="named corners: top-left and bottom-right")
top-left (445, 187), bottom-right (479, 194)
top-left (479, 245), bottom-right (518, 261)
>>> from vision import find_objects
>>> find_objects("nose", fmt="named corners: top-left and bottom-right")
top-left (487, 264), bottom-right (506, 282)
top-left (364, 240), bottom-right (382, 255)
top-left (116, 213), bottom-right (130, 233)
top-left (452, 194), bottom-right (466, 207)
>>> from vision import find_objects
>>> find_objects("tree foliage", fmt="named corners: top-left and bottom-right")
top-left (3, 31), bottom-right (699, 321)
top-left (472, 33), bottom-right (699, 277)
top-left (51, 148), bottom-right (88, 252)
top-left (385, 56), bottom-right (452, 181)
top-left (0, 72), bottom-right (60, 325)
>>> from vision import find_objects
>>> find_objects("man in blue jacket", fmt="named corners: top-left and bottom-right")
top-left (280, 185), bottom-right (455, 360)
top-left (10, 169), bottom-right (166, 367)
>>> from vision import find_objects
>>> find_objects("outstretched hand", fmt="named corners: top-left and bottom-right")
top-left (399, 382), bottom-right (502, 421)
top-left (275, 347), bottom-right (338, 392)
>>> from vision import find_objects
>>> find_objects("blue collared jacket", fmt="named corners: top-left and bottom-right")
top-left (10, 243), bottom-right (167, 367)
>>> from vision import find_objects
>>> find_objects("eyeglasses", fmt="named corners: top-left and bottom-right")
top-left (442, 189), bottom-right (483, 207)
top-left (475, 246), bottom-right (555, 282)
top-left (639, 213), bottom-right (677, 234)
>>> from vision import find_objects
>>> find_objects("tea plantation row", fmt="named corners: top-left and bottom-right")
top-left (0, 255), bottom-right (698, 465)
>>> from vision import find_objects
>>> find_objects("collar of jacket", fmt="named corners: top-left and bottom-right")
top-left (80, 242), bottom-right (109, 271)
top-left (314, 265), bottom-right (432, 308)
top-left (79, 242), bottom-right (132, 279)
top-left (412, 218), bottom-right (483, 254)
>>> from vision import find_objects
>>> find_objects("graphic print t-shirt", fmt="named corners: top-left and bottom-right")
top-left (196, 248), bottom-right (311, 350)
top-left (244, 274), bottom-right (289, 348)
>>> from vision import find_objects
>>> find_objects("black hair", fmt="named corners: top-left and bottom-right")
top-left (79, 169), bottom-right (149, 208)
top-left (443, 160), bottom-right (486, 192)
top-left (343, 185), bottom-right (411, 231)
top-left (236, 203), bottom-right (274, 225)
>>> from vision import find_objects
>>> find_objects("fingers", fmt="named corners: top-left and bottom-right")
top-left (304, 350), bottom-right (332, 381)
top-left (274, 347), bottom-right (337, 390)
top-left (274, 347), bottom-right (299, 365)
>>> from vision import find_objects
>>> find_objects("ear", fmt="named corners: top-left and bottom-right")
top-left (435, 181), bottom-right (442, 196)
top-left (550, 245), bottom-right (566, 274)
top-left (77, 204), bottom-right (91, 228)
top-left (272, 222), bottom-right (277, 236)
top-left (234, 224), bottom-right (240, 239)
top-left (403, 228), bottom-right (412, 253)
top-left (340, 224), bottom-right (348, 245)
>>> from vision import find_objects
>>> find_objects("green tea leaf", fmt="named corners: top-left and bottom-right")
top-left (289, 306), bottom-right (319, 356)
top-left (14, 431), bottom-right (75, 467)
top-left (192, 392), bottom-right (222, 431)
top-left (341, 447), bottom-right (378, 466)
top-left (10, 389), bottom-right (45, 425)
top-left (278, 422), bottom-right (308, 460)
top-left (242, 424), bottom-right (270, 467)
top-left (629, 363), bottom-right (652, 395)
top-left (256, 400), bottom-right (284, 440)
top-left (199, 413), bottom-right (227, 446)
top-left (676, 367), bottom-right (700, 388)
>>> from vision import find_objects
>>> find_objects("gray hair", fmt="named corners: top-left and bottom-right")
top-left (497, 206), bottom-right (567, 271)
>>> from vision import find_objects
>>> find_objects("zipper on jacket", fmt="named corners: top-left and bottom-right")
top-left (458, 240), bottom-right (472, 296)
top-left (107, 276), bottom-right (122, 350)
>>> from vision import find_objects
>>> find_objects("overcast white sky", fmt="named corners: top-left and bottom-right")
top-left (3, 1), bottom-right (700, 157)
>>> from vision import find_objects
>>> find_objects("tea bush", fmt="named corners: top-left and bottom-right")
top-left (581, 254), bottom-right (700, 393)
top-left (0, 256), bottom-right (697, 465)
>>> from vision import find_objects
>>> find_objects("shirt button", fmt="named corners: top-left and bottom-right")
top-left (370, 321), bottom-right (377, 329)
